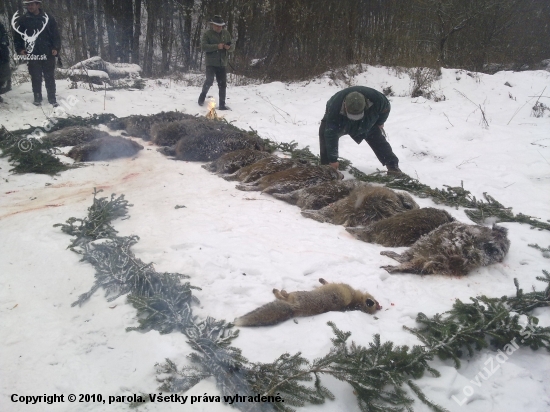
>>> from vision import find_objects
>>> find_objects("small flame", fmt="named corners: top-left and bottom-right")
top-left (206, 98), bottom-right (218, 120)
top-left (208, 98), bottom-right (216, 111)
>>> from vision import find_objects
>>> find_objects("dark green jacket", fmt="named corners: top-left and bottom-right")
top-left (322, 86), bottom-right (390, 163)
top-left (201, 29), bottom-right (235, 67)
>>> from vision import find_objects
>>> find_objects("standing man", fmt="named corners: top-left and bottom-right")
top-left (198, 15), bottom-right (235, 111)
top-left (319, 86), bottom-right (403, 175)
top-left (12, 0), bottom-right (61, 107)
top-left (0, 21), bottom-right (11, 104)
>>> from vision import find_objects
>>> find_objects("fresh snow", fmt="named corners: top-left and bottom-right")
top-left (1, 65), bottom-right (549, 412)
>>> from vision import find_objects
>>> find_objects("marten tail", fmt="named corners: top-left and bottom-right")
top-left (233, 300), bottom-right (295, 327)
top-left (235, 183), bottom-right (260, 192)
top-left (301, 209), bottom-right (329, 223)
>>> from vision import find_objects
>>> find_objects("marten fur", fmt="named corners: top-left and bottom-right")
top-left (272, 180), bottom-right (360, 210)
top-left (202, 149), bottom-right (272, 175)
top-left (223, 156), bottom-right (302, 183)
top-left (44, 126), bottom-right (110, 147)
top-left (107, 111), bottom-right (193, 140)
top-left (346, 207), bottom-right (455, 247)
top-left (301, 185), bottom-right (418, 227)
top-left (152, 117), bottom-right (246, 147)
top-left (233, 278), bottom-right (381, 327)
top-left (380, 222), bottom-right (510, 276)
top-left (174, 129), bottom-right (264, 161)
top-left (236, 164), bottom-right (342, 194)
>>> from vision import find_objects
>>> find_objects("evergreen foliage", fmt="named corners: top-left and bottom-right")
top-left (0, 127), bottom-right (69, 175)
top-left (0, 114), bottom-right (117, 175)
top-left (126, 273), bottom-right (200, 334)
top-left (53, 188), bottom-right (132, 248)
top-left (504, 271), bottom-right (550, 315)
top-left (529, 243), bottom-right (550, 258)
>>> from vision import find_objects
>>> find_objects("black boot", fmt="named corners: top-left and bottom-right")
top-left (386, 161), bottom-right (404, 176)
top-left (0, 95), bottom-right (3, 103)
top-left (33, 92), bottom-right (42, 106)
top-left (48, 95), bottom-right (59, 107)
top-left (218, 88), bottom-right (230, 110)
top-left (198, 92), bottom-right (206, 106)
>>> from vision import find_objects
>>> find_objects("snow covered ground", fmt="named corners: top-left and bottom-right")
top-left (1, 65), bottom-right (549, 412)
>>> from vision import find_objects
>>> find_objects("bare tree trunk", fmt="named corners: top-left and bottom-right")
top-left (132, 0), bottom-right (142, 63)
top-left (83, 0), bottom-right (97, 56)
top-left (97, 0), bottom-right (106, 58)
top-left (143, 0), bottom-right (157, 76)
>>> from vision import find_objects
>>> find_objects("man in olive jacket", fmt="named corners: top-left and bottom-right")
top-left (198, 15), bottom-right (235, 110)
top-left (319, 86), bottom-right (402, 175)
top-left (13, 0), bottom-right (61, 106)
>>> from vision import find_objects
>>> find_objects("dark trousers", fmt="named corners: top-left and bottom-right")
top-left (28, 55), bottom-right (56, 98)
top-left (319, 120), bottom-right (399, 166)
top-left (199, 66), bottom-right (227, 105)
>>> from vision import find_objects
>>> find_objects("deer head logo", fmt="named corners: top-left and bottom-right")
top-left (12, 11), bottom-right (49, 54)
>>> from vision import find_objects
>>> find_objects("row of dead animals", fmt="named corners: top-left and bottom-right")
top-left (43, 114), bottom-right (510, 327)
top-left (43, 114), bottom-right (510, 279)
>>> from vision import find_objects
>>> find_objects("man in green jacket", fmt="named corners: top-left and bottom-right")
top-left (319, 86), bottom-right (402, 175)
top-left (198, 15), bottom-right (235, 110)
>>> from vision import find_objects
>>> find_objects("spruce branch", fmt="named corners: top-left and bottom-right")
top-left (504, 272), bottom-right (550, 315)
top-left (54, 188), bottom-right (132, 248)
top-left (528, 244), bottom-right (550, 258)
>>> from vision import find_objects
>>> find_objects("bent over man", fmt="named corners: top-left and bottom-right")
top-left (198, 15), bottom-right (235, 111)
top-left (319, 86), bottom-right (402, 175)
top-left (13, 0), bottom-right (61, 107)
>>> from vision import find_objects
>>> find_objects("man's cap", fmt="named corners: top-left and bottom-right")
top-left (344, 92), bottom-right (366, 120)
top-left (23, 1), bottom-right (42, 4)
top-left (210, 15), bottom-right (226, 26)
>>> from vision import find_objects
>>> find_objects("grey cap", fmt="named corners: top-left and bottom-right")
top-left (344, 92), bottom-right (366, 120)
top-left (23, 1), bottom-right (42, 4)
top-left (210, 15), bottom-right (226, 26)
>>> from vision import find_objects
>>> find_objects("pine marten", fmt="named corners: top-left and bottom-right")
top-left (381, 222), bottom-right (510, 276)
top-left (301, 185), bottom-right (418, 227)
top-left (236, 164), bottom-right (342, 194)
top-left (273, 180), bottom-right (360, 210)
top-left (202, 149), bottom-right (272, 175)
top-left (233, 278), bottom-right (382, 327)
top-left (346, 207), bottom-right (455, 247)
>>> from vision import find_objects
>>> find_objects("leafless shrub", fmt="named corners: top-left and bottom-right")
top-left (408, 67), bottom-right (440, 98)
top-left (383, 86), bottom-right (395, 96)
top-left (532, 102), bottom-right (549, 118)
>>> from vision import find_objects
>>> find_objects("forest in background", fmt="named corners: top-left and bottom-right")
top-left (1, 0), bottom-right (549, 80)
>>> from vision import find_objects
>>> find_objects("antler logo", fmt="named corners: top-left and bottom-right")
top-left (11, 11), bottom-right (49, 54)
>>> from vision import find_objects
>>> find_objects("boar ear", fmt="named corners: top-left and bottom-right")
top-left (366, 298), bottom-right (375, 307)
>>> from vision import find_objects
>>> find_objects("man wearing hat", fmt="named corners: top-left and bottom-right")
top-left (198, 15), bottom-right (235, 110)
top-left (319, 86), bottom-right (402, 175)
top-left (13, 0), bottom-right (61, 107)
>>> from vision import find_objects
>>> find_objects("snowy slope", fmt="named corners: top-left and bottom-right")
top-left (1, 65), bottom-right (549, 412)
